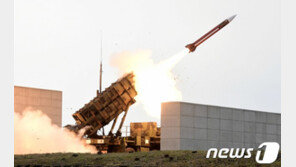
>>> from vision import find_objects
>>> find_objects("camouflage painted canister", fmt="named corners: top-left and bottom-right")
top-left (72, 73), bottom-right (137, 136)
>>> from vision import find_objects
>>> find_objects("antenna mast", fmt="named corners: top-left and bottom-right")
top-left (98, 31), bottom-right (105, 136)
top-left (98, 32), bottom-right (103, 95)
top-left (100, 36), bottom-right (103, 93)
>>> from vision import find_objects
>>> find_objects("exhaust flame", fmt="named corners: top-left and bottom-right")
top-left (14, 109), bottom-right (97, 154)
top-left (110, 49), bottom-right (188, 118)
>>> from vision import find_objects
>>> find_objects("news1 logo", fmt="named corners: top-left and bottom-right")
top-left (206, 142), bottom-right (280, 164)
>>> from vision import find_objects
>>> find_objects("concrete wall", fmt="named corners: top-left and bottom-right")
top-left (161, 102), bottom-right (281, 150)
top-left (14, 86), bottom-right (62, 127)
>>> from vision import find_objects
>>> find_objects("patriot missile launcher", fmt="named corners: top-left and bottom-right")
top-left (65, 73), bottom-right (161, 153)
top-left (66, 73), bottom-right (137, 137)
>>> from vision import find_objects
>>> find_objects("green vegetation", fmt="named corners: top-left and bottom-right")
top-left (15, 150), bottom-right (280, 167)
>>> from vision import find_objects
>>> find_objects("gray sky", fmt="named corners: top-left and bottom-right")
top-left (15, 0), bottom-right (280, 127)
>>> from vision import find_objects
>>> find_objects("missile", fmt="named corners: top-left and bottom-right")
top-left (186, 15), bottom-right (236, 53)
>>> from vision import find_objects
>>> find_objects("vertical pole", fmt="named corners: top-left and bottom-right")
top-left (99, 31), bottom-right (104, 136)
top-left (99, 32), bottom-right (103, 93)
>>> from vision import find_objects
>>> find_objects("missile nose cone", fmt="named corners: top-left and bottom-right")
top-left (227, 14), bottom-right (237, 22)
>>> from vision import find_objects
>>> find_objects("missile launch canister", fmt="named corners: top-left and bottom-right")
top-left (68, 73), bottom-right (137, 136)
top-left (186, 15), bottom-right (236, 53)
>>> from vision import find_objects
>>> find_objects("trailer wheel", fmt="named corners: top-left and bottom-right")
top-left (125, 147), bottom-right (135, 153)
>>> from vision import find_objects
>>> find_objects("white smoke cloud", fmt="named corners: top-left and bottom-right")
top-left (14, 109), bottom-right (97, 154)
top-left (110, 49), bottom-right (188, 118)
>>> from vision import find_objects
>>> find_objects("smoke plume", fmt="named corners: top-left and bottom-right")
top-left (110, 49), bottom-right (187, 118)
top-left (14, 109), bottom-right (97, 154)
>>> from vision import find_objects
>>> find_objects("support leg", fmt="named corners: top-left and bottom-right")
top-left (116, 104), bottom-right (131, 137)
top-left (108, 115), bottom-right (118, 136)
